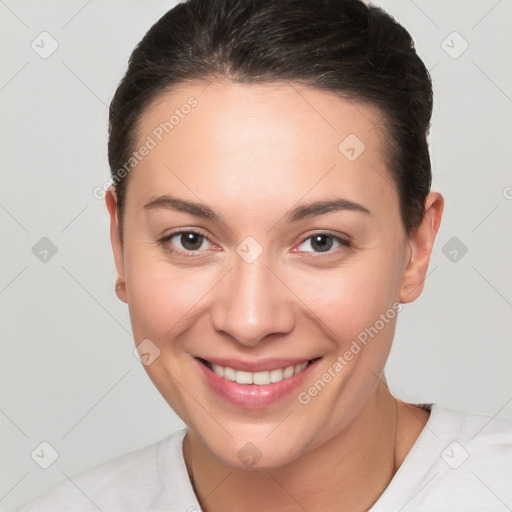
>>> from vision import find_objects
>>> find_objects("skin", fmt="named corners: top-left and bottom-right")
top-left (106, 80), bottom-right (444, 511)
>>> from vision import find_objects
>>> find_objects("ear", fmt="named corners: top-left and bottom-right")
top-left (105, 187), bottom-right (127, 303)
top-left (400, 192), bottom-right (444, 303)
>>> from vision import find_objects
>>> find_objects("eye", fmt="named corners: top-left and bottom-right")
top-left (159, 230), bottom-right (215, 255)
top-left (294, 233), bottom-right (351, 254)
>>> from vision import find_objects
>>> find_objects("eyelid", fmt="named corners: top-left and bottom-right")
top-left (297, 229), bottom-right (352, 244)
top-left (161, 226), bottom-right (211, 240)
top-left (158, 228), bottom-right (219, 255)
top-left (292, 231), bottom-right (353, 255)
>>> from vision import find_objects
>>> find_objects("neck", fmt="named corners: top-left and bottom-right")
top-left (183, 380), bottom-right (429, 512)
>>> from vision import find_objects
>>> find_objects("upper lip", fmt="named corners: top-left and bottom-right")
top-left (195, 356), bottom-right (318, 372)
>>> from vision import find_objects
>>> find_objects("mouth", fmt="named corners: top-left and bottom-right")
top-left (197, 357), bottom-right (319, 385)
top-left (194, 356), bottom-right (322, 409)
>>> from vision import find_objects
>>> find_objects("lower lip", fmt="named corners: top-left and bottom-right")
top-left (195, 358), bottom-right (318, 409)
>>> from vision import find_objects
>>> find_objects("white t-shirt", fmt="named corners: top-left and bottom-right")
top-left (19, 404), bottom-right (512, 511)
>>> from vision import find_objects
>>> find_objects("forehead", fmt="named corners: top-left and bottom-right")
top-left (136, 80), bottom-right (387, 159)
top-left (128, 80), bottom-right (398, 224)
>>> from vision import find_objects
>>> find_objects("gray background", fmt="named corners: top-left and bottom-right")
top-left (1, 0), bottom-right (511, 509)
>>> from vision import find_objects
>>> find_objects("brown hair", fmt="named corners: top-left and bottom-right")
top-left (108, 0), bottom-right (433, 242)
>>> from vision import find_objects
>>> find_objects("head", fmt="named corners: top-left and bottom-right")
top-left (106, 0), bottom-right (443, 469)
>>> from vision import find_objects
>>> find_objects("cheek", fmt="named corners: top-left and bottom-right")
top-left (289, 257), bottom-right (401, 346)
top-left (124, 251), bottom-right (218, 343)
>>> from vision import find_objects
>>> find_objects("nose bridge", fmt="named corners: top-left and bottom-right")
top-left (211, 253), bottom-right (296, 346)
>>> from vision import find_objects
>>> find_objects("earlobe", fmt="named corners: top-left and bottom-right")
top-left (399, 192), bottom-right (444, 303)
top-left (105, 187), bottom-right (128, 303)
top-left (115, 280), bottom-right (127, 303)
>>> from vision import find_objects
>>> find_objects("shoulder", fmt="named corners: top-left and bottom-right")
top-left (18, 429), bottom-right (187, 512)
top-left (436, 404), bottom-right (512, 479)
top-left (424, 404), bottom-right (512, 507)
top-left (372, 403), bottom-right (512, 512)
top-left (430, 403), bottom-right (512, 457)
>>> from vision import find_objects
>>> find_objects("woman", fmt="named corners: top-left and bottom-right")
top-left (20, 0), bottom-right (511, 510)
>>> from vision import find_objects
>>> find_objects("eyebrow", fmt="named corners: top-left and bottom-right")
top-left (144, 195), bottom-right (221, 221)
top-left (286, 198), bottom-right (371, 222)
top-left (143, 194), bottom-right (371, 223)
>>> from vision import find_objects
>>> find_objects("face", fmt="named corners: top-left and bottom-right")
top-left (107, 80), bottom-right (428, 469)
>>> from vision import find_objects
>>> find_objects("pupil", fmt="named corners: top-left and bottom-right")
top-left (311, 235), bottom-right (332, 252)
top-left (181, 233), bottom-right (202, 250)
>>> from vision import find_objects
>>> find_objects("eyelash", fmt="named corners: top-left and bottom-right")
top-left (158, 229), bottom-right (352, 258)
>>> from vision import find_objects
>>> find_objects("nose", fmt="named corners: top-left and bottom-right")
top-left (210, 256), bottom-right (297, 347)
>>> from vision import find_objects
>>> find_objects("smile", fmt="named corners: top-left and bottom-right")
top-left (195, 357), bottom-right (321, 408)
top-left (205, 360), bottom-right (310, 385)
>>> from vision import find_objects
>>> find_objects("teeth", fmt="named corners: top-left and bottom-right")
top-left (212, 363), bottom-right (224, 377)
top-left (235, 370), bottom-right (253, 384)
top-left (283, 366), bottom-right (295, 379)
top-left (269, 368), bottom-right (283, 383)
top-left (252, 371), bottom-right (270, 385)
top-left (210, 361), bottom-right (309, 385)
top-left (223, 366), bottom-right (236, 381)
